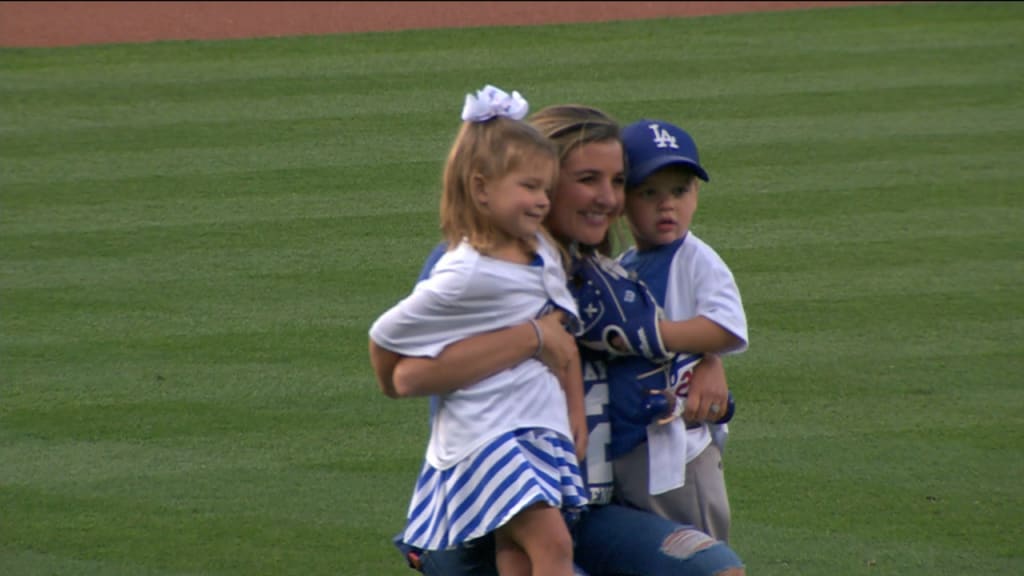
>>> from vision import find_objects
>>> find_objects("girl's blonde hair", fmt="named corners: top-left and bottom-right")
top-left (440, 116), bottom-right (559, 254)
top-left (528, 105), bottom-right (625, 256)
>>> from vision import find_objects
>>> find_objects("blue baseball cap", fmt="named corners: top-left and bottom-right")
top-left (621, 119), bottom-right (709, 188)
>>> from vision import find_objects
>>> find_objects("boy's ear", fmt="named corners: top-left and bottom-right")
top-left (686, 173), bottom-right (700, 193)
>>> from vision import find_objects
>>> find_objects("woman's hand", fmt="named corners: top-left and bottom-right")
top-left (535, 310), bottom-right (579, 385)
top-left (684, 354), bottom-right (731, 424)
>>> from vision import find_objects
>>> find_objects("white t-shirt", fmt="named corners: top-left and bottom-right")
top-left (370, 234), bottom-right (580, 469)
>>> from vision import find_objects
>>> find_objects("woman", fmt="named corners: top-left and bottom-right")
top-left (370, 104), bottom-right (744, 576)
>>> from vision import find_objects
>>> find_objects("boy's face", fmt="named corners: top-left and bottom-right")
top-left (624, 164), bottom-right (699, 251)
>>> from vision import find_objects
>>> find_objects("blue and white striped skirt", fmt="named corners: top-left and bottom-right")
top-left (402, 427), bottom-right (588, 551)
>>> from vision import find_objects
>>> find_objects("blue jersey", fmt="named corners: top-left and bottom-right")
top-left (417, 242), bottom-right (448, 284)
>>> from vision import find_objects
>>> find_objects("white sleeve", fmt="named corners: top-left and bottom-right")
top-left (690, 247), bottom-right (748, 354)
top-left (368, 257), bottom-right (475, 358)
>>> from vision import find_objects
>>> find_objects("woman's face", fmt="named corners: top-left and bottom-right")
top-left (545, 139), bottom-right (626, 246)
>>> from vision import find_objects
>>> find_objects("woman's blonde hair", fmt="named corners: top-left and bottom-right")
top-left (440, 116), bottom-right (558, 254)
top-left (528, 105), bottom-right (625, 256)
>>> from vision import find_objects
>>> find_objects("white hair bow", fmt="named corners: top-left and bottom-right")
top-left (461, 84), bottom-right (529, 123)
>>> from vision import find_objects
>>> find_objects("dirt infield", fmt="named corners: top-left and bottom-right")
top-left (0, 1), bottom-right (892, 48)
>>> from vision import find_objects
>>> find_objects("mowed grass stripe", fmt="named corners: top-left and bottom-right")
top-left (3, 5), bottom-right (1020, 135)
top-left (2, 73), bottom-right (1017, 160)
top-left (1, 35), bottom-right (1017, 112)
top-left (1, 5), bottom-right (1016, 89)
top-left (3, 52), bottom-right (1018, 138)
top-left (700, 199), bottom-right (1019, 255)
top-left (0, 162), bottom-right (442, 235)
top-left (6, 82), bottom-right (1023, 160)
top-left (1, 483), bottom-right (389, 575)
top-left (0, 128), bottom-right (448, 185)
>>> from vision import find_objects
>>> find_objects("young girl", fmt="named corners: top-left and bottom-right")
top-left (369, 85), bottom-right (588, 576)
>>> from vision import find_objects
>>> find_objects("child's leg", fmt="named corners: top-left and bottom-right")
top-left (495, 532), bottom-right (531, 576)
top-left (496, 502), bottom-right (574, 576)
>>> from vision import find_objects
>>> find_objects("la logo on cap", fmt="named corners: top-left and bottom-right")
top-left (648, 123), bottom-right (678, 149)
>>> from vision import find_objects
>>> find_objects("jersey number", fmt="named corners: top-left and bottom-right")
top-left (585, 382), bottom-right (612, 485)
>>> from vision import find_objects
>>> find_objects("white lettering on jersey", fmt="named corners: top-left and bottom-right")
top-left (670, 353), bottom-right (703, 399)
top-left (582, 359), bottom-right (606, 382)
top-left (585, 382), bottom-right (613, 488)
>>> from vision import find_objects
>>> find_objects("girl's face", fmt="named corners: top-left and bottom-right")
top-left (545, 139), bottom-right (625, 247)
top-left (476, 158), bottom-right (554, 247)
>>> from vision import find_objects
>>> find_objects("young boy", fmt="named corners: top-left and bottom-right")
top-left (611, 119), bottom-right (749, 542)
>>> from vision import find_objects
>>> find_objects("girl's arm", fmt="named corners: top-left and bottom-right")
top-left (369, 310), bottom-right (579, 398)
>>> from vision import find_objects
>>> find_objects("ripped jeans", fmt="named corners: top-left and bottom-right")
top-left (418, 503), bottom-right (745, 576)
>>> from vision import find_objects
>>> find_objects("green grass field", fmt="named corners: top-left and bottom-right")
top-left (2, 2), bottom-right (1022, 575)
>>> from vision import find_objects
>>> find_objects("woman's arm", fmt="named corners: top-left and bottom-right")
top-left (560, 353), bottom-right (588, 461)
top-left (369, 339), bottom-right (403, 398)
top-left (368, 310), bottom-right (578, 398)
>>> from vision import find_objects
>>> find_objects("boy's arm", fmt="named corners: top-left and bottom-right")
top-left (658, 316), bottom-right (743, 355)
top-left (656, 243), bottom-right (747, 356)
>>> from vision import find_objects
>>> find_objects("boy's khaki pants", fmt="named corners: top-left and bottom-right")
top-left (612, 441), bottom-right (731, 542)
